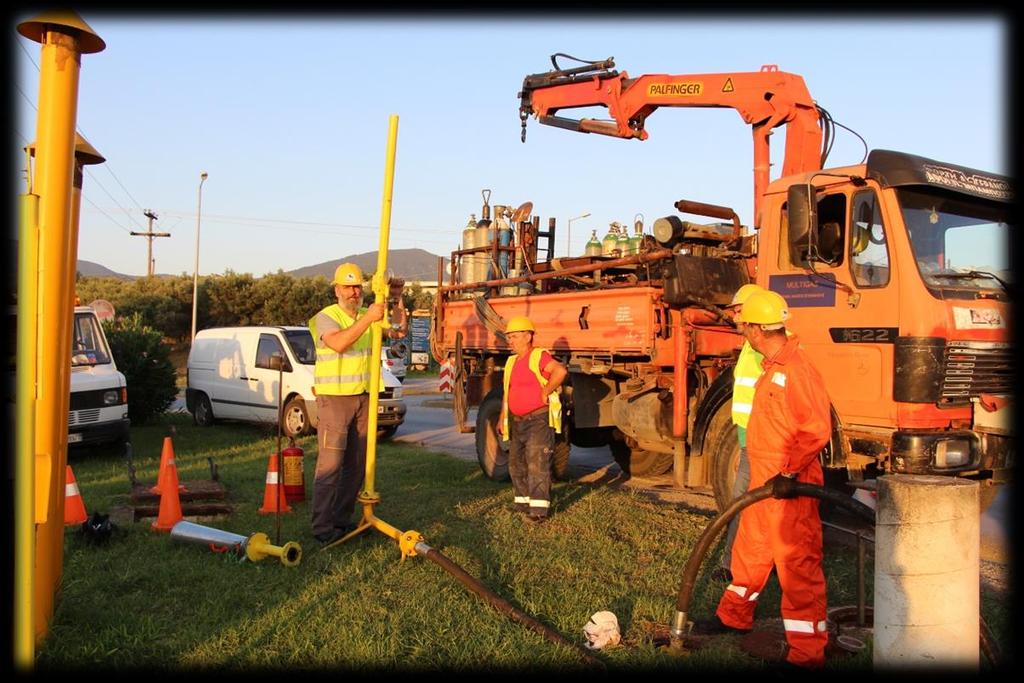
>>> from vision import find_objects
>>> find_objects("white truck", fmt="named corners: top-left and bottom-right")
top-left (68, 305), bottom-right (130, 448)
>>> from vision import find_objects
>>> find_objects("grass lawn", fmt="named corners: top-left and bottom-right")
top-left (43, 413), bottom-right (1008, 672)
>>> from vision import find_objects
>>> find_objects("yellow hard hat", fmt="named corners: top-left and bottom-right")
top-left (505, 315), bottom-right (536, 334)
top-left (332, 263), bottom-right (364, 285)
top-left (730, 283), bottom-right (763, 307)
top-left (736, 290), bottom-right (789, 328)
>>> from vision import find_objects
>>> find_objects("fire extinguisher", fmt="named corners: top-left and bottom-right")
top-left (281, 438), bottom-right (305, 503)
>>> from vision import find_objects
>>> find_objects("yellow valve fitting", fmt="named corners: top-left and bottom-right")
top-left (398, 530), bottom-right (424, 562)
top-left (245, 532), bottom-right (302, 567)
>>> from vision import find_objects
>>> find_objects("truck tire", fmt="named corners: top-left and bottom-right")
top-left (552, 429), bottom-right (571, 481)
top-left (192, 392), bottom-right (216, 427)
top-left (475, 390), bottom-right (510, 481)
top-left (609, 433), bottom-right (674, 477)
top-left (705, 401), bottom-right (741, 512)
top-left (281, 396), bottom-right (311, 438)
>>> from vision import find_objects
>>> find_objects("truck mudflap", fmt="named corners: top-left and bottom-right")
top-left (438, 286), bottom-right (664, 355)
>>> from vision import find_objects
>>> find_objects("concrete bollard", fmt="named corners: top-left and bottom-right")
top-left (874, 474), bottom-right (979, 670)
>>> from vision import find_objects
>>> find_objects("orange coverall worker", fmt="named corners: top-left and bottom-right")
top-left (715, 335), bottom-right (832, 668)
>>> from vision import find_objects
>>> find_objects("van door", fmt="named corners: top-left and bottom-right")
top-left (210, 332), bottom-right (251, 420)
top-left (246, 332), bottom-right (292, 424)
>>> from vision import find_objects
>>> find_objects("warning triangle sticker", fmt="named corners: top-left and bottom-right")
top-left (722, 78), bottom-right (735, 93)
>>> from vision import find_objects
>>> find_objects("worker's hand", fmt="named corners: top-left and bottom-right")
top-left (767, 472), bottom-right (799, 499)
top-left (363, 302), bottom-right (386, 322)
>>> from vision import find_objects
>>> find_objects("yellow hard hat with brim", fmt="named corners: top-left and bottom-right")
top-left (736, 290), bottom-right (789, 327)
top-left (505, 315), bottom-right (536, 333)
top-left (333, 263), bottom-right (364, 285)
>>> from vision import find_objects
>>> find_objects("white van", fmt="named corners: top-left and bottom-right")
top-left (69, 306), bottom-right (130, 448)
top-left (186, 326), bottom-right (406, 439)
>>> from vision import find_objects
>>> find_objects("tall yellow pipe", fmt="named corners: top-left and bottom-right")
top-left (15, 190), bottom-right (40, 671)
top-left (16, 10), bottom-right (104, 649)
top-left (363, 115), bottom-right (399, 498)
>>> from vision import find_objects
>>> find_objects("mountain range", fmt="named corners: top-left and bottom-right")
top-left (77, 248), bottom-right (450, 283)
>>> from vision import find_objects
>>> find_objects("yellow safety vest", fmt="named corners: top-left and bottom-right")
top-left (731, 341), bottom-right (764, 429)
top-left (309, 304), bottom-right (373, 396)
top-left (501, 347), bottom-right (562, 441)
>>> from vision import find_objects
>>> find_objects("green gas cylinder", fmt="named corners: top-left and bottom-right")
top-left (601, 223), bottom-right (620, 256)
top-left (584, 229), bottom-right (602, 257)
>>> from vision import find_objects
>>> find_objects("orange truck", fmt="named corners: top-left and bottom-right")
top-left (432, 56), bottom-right (1011, 509)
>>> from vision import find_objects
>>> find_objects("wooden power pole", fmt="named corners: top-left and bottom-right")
top-left (130, 209), bottom-right (170, 276)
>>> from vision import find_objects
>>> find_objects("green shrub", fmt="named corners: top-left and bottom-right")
top-left (103, 313), bottom-right (177, 424)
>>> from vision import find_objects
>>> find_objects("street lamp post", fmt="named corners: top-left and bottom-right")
top-left (191, 171), bottom-right (208, 344)
top-left (567, 212), bottom-right (591, 257)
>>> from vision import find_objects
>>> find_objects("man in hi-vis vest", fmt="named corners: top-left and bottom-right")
top-left (308, 263), bottom-right (384, 545)
top-left (498, 315), bottom-right (567, 523)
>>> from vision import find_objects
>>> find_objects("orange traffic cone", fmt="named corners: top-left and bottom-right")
top-left (150, 436), bottom-right (186, 494)
top-left (64, 465), bottom-right (88, 526)
top-left (258, 452), bottom-right (292, 514)
top-left (151, 456), bottom-right (184, 532)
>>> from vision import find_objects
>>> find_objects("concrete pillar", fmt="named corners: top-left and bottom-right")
top-left (874, 474), bottom-right (979, 670)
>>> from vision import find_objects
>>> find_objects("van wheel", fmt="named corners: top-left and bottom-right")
top-left (475, 390), bottom-right (510, 481)
top-left (281, 396), bottom-right (310, 438)
top-left (193, 393), bottom-right (215, 427)
top-left (378, 426), bottom-right (398, 441)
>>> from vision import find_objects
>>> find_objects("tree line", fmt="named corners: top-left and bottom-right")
top-left (76, 270), bottom-right (435, 344)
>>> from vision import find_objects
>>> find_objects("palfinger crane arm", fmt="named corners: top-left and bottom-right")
top-left (518, 57), bottom-right (825, 224)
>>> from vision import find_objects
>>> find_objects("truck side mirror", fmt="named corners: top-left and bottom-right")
top-left (787, 183), bottom-right (818, 264)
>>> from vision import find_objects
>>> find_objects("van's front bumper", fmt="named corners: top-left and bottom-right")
top-left (68, 417), bottom-right (130, 447)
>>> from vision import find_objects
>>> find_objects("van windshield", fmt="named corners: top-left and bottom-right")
top-left (72, 313), bottom-right (112, 366)
top-left (284, 329), bottom-right (317, 365)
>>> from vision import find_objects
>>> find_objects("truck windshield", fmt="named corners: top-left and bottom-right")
top-left (283, 329), bottom-right (316, 365)
top-left (897, 187), bottom-right (1011, 295)
top-left (72, 313), bottom-right (112, 366)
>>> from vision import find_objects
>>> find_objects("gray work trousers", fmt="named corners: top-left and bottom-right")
top-left (312, 393), bottom-right (368, 536)
top-left (720, 445), bottom-right (750, 571)
top-left (509, 408), bottom-right (554, 517)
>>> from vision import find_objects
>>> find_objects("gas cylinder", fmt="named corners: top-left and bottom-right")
top-left (461, 214), bottom-right (478, 285)
top-left (616, 225), bottom-right (630, 256)
top-left (584, 229), bottom-right (602, 257)
top-left (281, 438), bottom-right (305, 503)
top-left (601, 223), bottom-right (620, 256)
top-left (629, 214), bottom-right (644, 254)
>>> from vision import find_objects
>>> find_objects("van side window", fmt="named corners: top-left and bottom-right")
top-left (255, 334), bottom-right (285, 370)
top-left (850, 190), bottom-right (890, 288)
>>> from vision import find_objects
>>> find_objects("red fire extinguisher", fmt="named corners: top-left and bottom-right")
top-left (281, 438), bottom-right (305, 503)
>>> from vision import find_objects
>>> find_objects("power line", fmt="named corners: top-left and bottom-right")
top-left (81, 195), bottom-right (134, 234)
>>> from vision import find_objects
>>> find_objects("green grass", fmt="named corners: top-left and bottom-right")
top-left (44, 414), bottom-right (1008, 672)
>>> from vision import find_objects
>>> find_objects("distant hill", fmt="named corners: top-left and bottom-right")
top-left (77, 260), bottom-right (136, 280)
top-left (287, 248), bottom-right (448, 283)
top-left (75, 248), bottom-right (449, 283)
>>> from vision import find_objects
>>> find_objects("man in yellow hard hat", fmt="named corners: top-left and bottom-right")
top-left (696, 289), bottom-right (832, 669)
top-left (715, 282), bottom-right (765, 581)
top-left (308, 263), bottom-right (384, 545)
top-left (498, 315), bottom-right (567, 523)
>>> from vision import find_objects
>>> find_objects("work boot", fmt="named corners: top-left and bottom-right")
top-left (527, 512), bottom-right (548, 525)
top-left (315, 527), bottom-right (347, 546)
top-left (689, 616), bottom-right (752, 636)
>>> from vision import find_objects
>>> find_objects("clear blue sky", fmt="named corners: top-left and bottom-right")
top-left (14, 13), bottom-right (1008, 278)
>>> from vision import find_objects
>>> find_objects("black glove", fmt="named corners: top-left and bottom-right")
top-left (767, 472), bottom-right (799, 499)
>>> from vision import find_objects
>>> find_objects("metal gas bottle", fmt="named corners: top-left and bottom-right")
top-left (585, 229), bottom-right (602, 257)
top-left (281, 439), bottom-right (305, 503)
top-left (629, 215), bottom-right (644, 254)
top-left (601, 223), bottom-right (620, 256)
top-left (616, 227), bottom-right (630, 256)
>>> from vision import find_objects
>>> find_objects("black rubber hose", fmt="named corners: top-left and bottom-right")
top-left (667, 482), bottom-right (1000, 668)
top-left (416, 542), bottom-right (605, 669)
top-left (669, 482), bottom-right (875, 645)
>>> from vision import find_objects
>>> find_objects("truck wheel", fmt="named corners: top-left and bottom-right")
top-left (475, 390), bottom-right (510, 481)
top-left (192, 392), bottom-right (215, 427)
top-left (281, 396), bottom-right (310, 438)
top-left (705, 401), bottom-right (740, 512)
top-left (609, 433), bottom-right (674, 477)
top-left (551, 430), bottom-right (571, 481)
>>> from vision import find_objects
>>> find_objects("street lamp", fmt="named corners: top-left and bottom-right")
top-left (567, 212), bottom-right (591, 257)
top-left (191, 171), bottom-right (208, 344)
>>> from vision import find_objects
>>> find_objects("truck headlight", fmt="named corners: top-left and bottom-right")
top-left (103, 390), bottom-right (120, 406)
top-left (934, 439), bottom-right (971, 468)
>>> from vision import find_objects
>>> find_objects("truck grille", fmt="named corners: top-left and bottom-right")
top-left (942, 341), bottom-right (1012, 400)
top-left (69, 409), bottom-right (102, 426)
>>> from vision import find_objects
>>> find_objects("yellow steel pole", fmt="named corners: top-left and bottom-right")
top-left (68, 135), bottom-right (106, 310)
top-left (363, 114), bottom-right (399, 499)
top-left (15, 182), bottom-right (40, 671)
top-left (16, 10), bottom-right (104, 648)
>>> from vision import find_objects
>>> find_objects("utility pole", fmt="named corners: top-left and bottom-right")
top-left (130, 209), bottom-right (170, 276)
